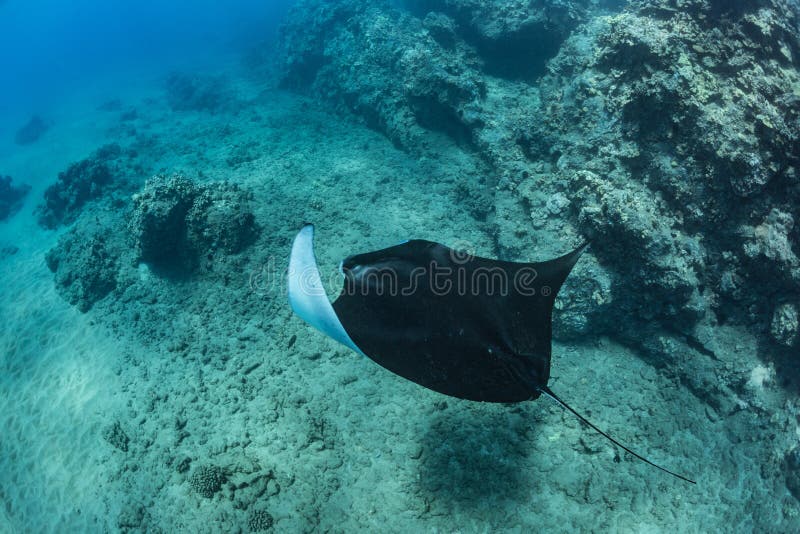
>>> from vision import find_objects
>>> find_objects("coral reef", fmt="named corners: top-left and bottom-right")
top-left (537, 0), bottom-right (800, 351)
top-left (129, 174), bottom-right (259, 273)
top-left (44, 165), bottom-right (260, 312)
top-left (189, 465), bottom-right (227, 498)
top-left (0, 175), bottom-right (30, 221)
top-left (405, 0), bottom-right (623, 80)
top-left (278, 0), bottom-right (486, 149)
top-left (14, 115), bottom-right (48, 145)
top-left (45, 219), bottom-right (122, 312)
top-left (37, 144), bottom-right (129, 229)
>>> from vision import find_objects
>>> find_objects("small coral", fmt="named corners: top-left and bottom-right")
top-left (247, 509), bottom-right (274, 532)
top-left (176, 457), bottom-right (192, 474)
top-left (117, 504), bottom-right (146, 530)
top-left (0, 246), bottom-right (19, 261)
top-left (189, 465), bottom-right (227, 499)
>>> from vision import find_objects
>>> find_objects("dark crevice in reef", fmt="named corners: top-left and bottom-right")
top-left (279, 53), bottom-right (331, 89)
top-left (409, 95), bottom-right (476, 147)
top-left (402, 0), bottom-right (630, 82)
top-left (465, 26), bottom-right (563, 82)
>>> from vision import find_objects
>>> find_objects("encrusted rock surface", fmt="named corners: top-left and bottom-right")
top-left (37, 144), bottom-right (131, 229)
top-left (771, 302), bottom-right (799, 347)
top-left (45, 159), bottom-right (260, 311)
top-left (129, 174), bottom-right (259, 273)
top-left (45, 222), bottom-right (122, 312)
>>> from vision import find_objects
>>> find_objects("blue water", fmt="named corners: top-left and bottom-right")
top-left (0, 0), bottom-right (291, 122)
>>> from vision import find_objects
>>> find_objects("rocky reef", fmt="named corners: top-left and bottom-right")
top-left (129, 174), bottom-right (259, 273)
top-left (45, 162), bottom-right (260, 311)
top-left (278, 0), bottom-right (800, 355)
top-left (45, 217), bottom-right (123, 312)
top-left (0, 174), bottom-right (30, 221)
top-left (37, 144), bottom-right (133, 229)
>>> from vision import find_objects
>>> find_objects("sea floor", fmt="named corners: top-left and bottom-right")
top-left (0, 60), bottom-right (795, 532)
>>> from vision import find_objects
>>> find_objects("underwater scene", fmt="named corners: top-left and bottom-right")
top-left (1, 0), bottom-right (800, 531)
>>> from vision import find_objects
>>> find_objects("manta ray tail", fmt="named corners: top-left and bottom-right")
top-left (540, 386), bottom-right (696, 485)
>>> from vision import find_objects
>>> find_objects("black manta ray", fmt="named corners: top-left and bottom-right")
top-left (288, 224), bottom-right (695, 484)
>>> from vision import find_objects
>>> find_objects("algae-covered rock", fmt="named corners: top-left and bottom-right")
top-left (405, 0), bottom-right (618, 80)
top-left (541, 0), bottom-right (800, 347)
top-left (129, 175), bottom-right (200, 270)
top-left (553, 252), bottom-right (615, 339)
top-left (186, 183), bottom-right (259, 256)
top-left (129, 175), bottom-right (259, 273)
top-left (279, 0), bottom-right (485, 150)
top-left (786, 446), bottom-right (800, 500)
top-left (37, 144), bottom-right (125, 229)
top-left (45, 170), bottom-right (260, 312)
top-left (45, 224), bottom-right (121, 312)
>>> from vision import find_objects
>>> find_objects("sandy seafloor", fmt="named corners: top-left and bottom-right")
top-left (0, 58), bottom-right (794, 533)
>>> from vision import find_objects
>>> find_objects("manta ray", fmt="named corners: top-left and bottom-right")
top-left (288, 224), bottom-right (695, 484)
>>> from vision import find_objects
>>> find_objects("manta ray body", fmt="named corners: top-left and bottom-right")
top-left (288, 224), bottom-right (695, 484)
